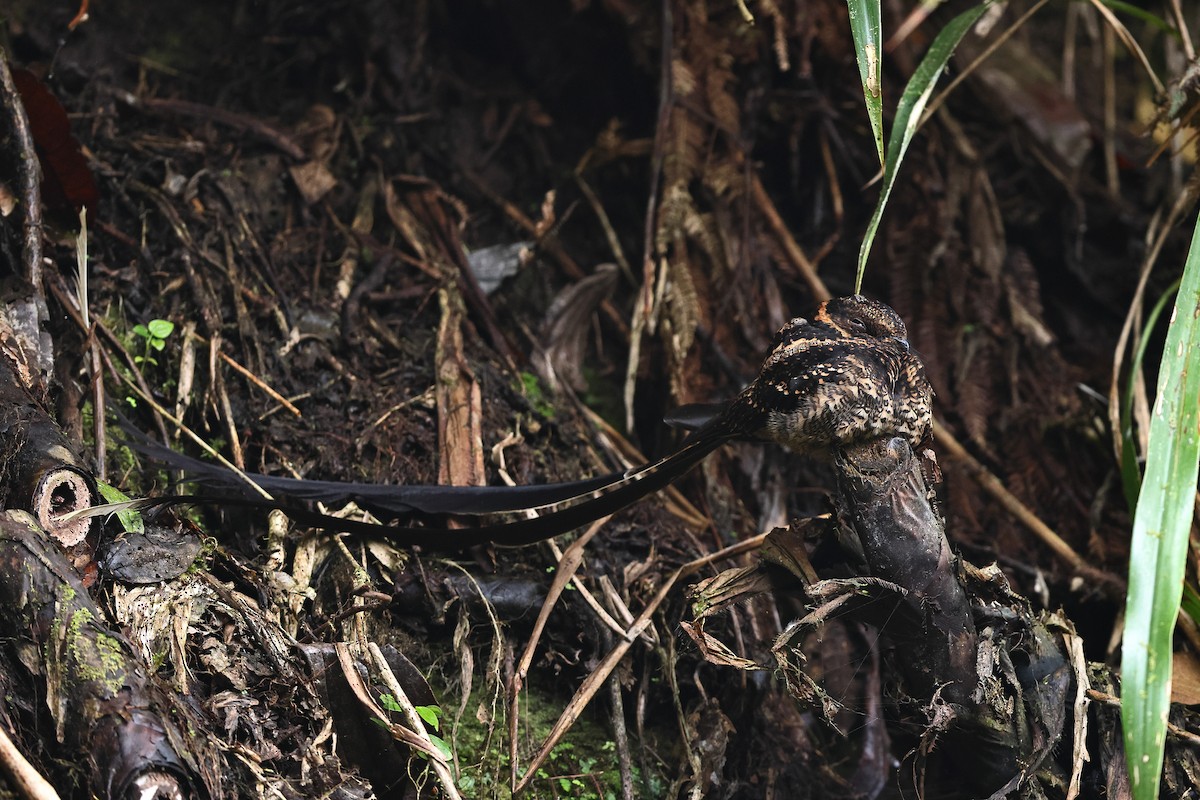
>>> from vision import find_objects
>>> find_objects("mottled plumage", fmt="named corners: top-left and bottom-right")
top-left (730, 295), bottom-right (933, 453)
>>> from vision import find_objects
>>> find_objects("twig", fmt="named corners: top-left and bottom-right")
top-left (513, 532), bottom-right (768, 793)
top-left (1084, 0), bottom-right (1165, 96)
top-left (619, 0), bottom-right (675, 434)
top-left (919, 0), bottom-right (1053, 128)
top-left (508, 516), bottom-right (612, 790)
top-left (45, 275), bottom-right (172, 443)
top-left (0, 722), bottom-right (60, 800)
top-left (73, 210), bottom-right (108, 481)
top-left (1107, 191), bottom-right (1191, 468)
top-left (0, 52), bottom-right (44, 290)
top-left (67, 0), bottom-right (90, 30)
top-left (435, 559), bottom-right (506, 783)
top-left (1064, 631), bottom-right (1090, 800)
top-left (1101, 22), bottom-right (1119, 198)
top-left (175, 322), bottom-right (198, 424)
top-left (104, 363), bottom-right (274, 501)
top-left (932, 419), bottom-right (1124, 597)
top-left (545, 535), bottom-right (631, 640)
top-left (342, 253), bottom-right (394, 349)
top-left (1168, 0), bottom-right (1196, 62)
top-left (750, 174), bottom-right (831, 301)
top-left (574, 172), bottom-right (635, 285)
top-left (137, 97), bottom-right (306, 160)
top-left (1086, 687), bottom-right (1200, 746)
top-left (212, 341), bottom-right (245, 470)
top-left (332, 643), bottom-right (459, 786)
top-left (642, 0), bottom-right (674, 316)
top-left (605, 630), bottom-right (635, 800)
top-left (580, 406), bottom-right (708, 529)
top-left (184, 331), bottom-right (301, 417)
top-left (365, 642), bottom-right (464, 800)
top-left (457, 166), bottom-right (630, 339)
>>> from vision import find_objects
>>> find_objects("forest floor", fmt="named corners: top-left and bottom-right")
top-left (3, 0), bottom-right (1197, 797)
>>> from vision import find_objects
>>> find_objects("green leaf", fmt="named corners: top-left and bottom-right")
top-left (379, 693), bottom-right (403, 713)
top-left (147, 319), bottom-right (175, 339)
top-left (415, 704), bottom-right (442, 731)
top-left (845, 0), bottom-right (884, 165)
top-left (427, 733), bottom-right (452, 761)
top-left (95, 481), bottom-right (145, 534)
top-left (150, 337), bottom-right (166, 351)
top-left (1121, 210), bottom-right (1200, 800)
top-left (1097, 0), bottom-right (1178, 37)
top-left (132, 324), bottom-right (149, 339)
top-left (854, 3), bottom-right (988, 293)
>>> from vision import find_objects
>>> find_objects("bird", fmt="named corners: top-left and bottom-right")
top-left (738, 294), bottom-right (932, 453)
top-left (75, 296), bottom-right (931, 549)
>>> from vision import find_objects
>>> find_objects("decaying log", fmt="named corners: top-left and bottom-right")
top-left (689, 436), bottom-right (1083, 797)
top-left (0, 312), bottom-right (96, 557)
top-left (829, 437), bottom-right (1074, 798)
top-left (0, 510), bottom-right (219, 798)
top-left (2, 47), bottom-right (203, 799)
top-left (834, 438), bottom-right (978, 707)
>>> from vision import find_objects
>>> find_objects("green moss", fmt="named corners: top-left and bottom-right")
top-left (184, 537), bottom-right (219, 576)
top-left (518, 372), bottom-right (557, 419)
top-left (65, 610), bottom-right (127, 690)
top-left (446, 682), bottom-right (667, 798)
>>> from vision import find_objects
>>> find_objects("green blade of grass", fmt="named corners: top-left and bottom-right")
top-left (1120, 211), bottom-right (1200, 800)
top-left (854, 3), bottom-right (987, 293)
top-left (1097, 0), bottom-right (1178, 38)
top-left (846, 0), bottom-right (884, 166)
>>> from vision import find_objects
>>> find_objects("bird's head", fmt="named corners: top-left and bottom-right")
top-left (816, 295), bottom-right (909, 348)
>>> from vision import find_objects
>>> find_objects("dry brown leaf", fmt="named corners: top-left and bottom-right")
top-left (288, 161), bottom-right (337, 205)
top-left (679, 620), bottom-right (763, 671)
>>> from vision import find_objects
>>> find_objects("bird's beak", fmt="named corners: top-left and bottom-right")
top-left (895, 337), bottom-right (910, 352)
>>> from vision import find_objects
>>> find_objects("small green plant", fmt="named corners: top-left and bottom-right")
top-left (132, 319), bottom-right (175, 366)
top-left (377, 697), bottom-right (454, 761)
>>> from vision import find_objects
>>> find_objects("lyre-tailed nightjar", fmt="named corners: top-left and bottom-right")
top-left (90, 296), bottom-right (932, 548)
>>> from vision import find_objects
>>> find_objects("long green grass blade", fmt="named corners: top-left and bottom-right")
top-left (1097, 0), bottom-right (1178, 37)
top-left (1121, 212), bottom-right (1200, 800)
top-left (846, 0), bottom-right (884, 166)
top-left (854, 4), bottom-right (987, 293)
